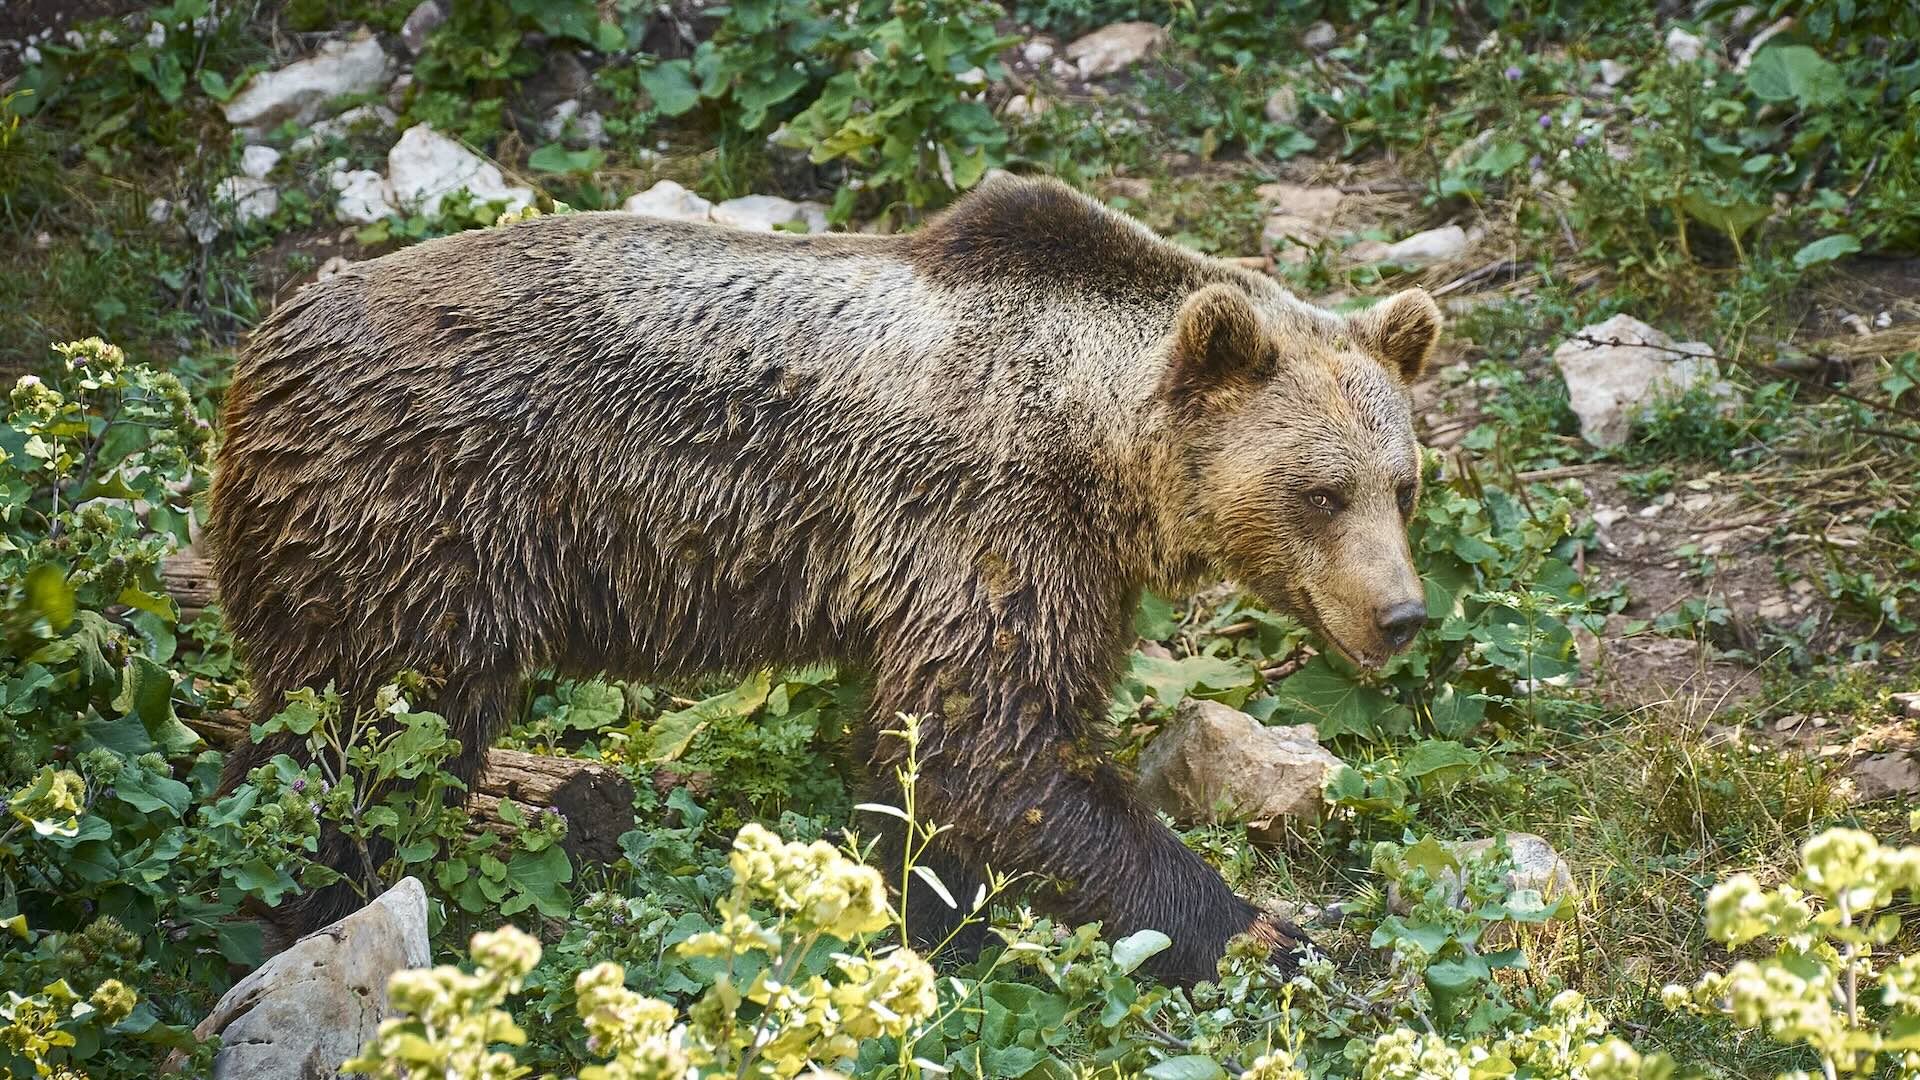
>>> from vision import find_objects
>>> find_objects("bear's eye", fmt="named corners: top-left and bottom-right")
top-left (1397, 484), bottom-right (1416, 516)
top-left (1305, 489), bottom-right (1344, 514)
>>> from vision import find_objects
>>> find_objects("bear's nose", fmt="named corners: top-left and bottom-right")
top-left (1375, 600), bottom-right (1427, 650)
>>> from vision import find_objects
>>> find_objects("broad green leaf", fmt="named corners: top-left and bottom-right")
top-left (1265, 657), bottom-right (1409, 742)
top-left (638, 59), bottom-right (700, 117)
top-left (1134, 591), bottom-right (1179, 640)
top-left (1791, 233), bottom-right (1860, 269)
top-left (1130, 654), bottom-right (1257, 709)
top-left (645, 669), bottom-right (771, 762)
top-left (1145, 1055), bottom-right (1226, 1080)
top-left (25, 564), bottom-right (73, 629)
top-left (1399, 739), bottom-right (1481, 792)
top-left (1111, 929), bottom-right (1172, 974)
top-left (1746, 45), bottom-right (1845, 108)
top-left (528, 143), bottom-right (604, 174)
top-left (506, 845), bottom-right (574, 917)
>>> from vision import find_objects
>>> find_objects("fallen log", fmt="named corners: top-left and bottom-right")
top-left (186, 710), bottom-right (636, 865)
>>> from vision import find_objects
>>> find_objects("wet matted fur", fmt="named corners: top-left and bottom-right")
top-left (212, 176), bottom-right (1439, 983)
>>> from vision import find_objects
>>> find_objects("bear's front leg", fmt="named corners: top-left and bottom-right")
top-left (869, 659), bottom-right (1309, 984)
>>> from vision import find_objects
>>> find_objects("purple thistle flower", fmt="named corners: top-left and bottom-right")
top-left (309, 801), bottom-right (323, 817)
top-left (102, 786), bottom-right (117, 801)
top-left (291, 777), bottom-right (306, 793)
top-left (1574, 133), bottom-right (1590, 147)
top-left (1538, 114), bottom-right (1552, 128)
top-left (610, 914), bottom-right (627, 927)
top-left (1504, 65), bottom-right (1522, 80)
top-left (1528, 154), bottom-right (1542, 170)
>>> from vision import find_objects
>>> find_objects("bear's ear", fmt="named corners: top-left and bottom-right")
top-left (1160, 284), bottom-right (1277, 407)
top-left (1348, 288), bottom-right (1442, 384)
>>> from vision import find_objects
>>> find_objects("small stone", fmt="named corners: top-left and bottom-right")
top-left (221, 31), bottom-right (392, 133)
top-left (541, 99), bottom-right (607, 147)
top-left (1680, 493), bottom-right (1713, 513)
top-left (1592, 507), bottom-right (1627, 529)
top-left (1388, 833), bottom-right (1575, 914)
top-left (239, 144), bottom-right (281, 179)
top-left (1756, 597), bottom-right (1792, 620)
top-left (1553, 314), bottom-right (1727, 448)
top-left (955, 66), bottom-right (988, 86)
top-left (1790, 579), bottom-right (1816, 597)
top-left (291, 103), bottom-right (398, 153)
top-left (1598, 58), bottom-right (1630, 86)
top-left (400, 0), bottom-right (446, 54)
top-left (1022, 40), bottom-right (1055, 65)
top-left (1065, 21), bottom-right (1166, 78)
top-left (1352, 225), bottom-right (1469, 265)
top-left (213, 176), bottom-right (279, 225)
top-left (147, 197), bottom-right (174, 225)
top-left (386, 124), bottom-right (533, 219)
top-left (329, 168), bottom-right (395, 224)
top-left (1850, 753), bottom-right (1920, 802)
top-left (386, 72), bottom-right (413, 111)
top-left (1302, 21), bottom-right (1337, 51)
top-left (1263, 84), bottom-right (1299, 127)
top-left (34, 231), bottom-right (52, 249)
top-left (710, 194), bottom-right (829, 234)
top-left (1136, 699), bottom-right (1343, 840)
top-left (1665, 27), bottom-right (1706, 64)
top-left (1774, 713), bottom-right (1804, 732)
top-left (1893, 692), bottom-right (1920, 720)
top-left (1003, 93), bottom-right (1050, 118)
top-left (195, 879), bottom-right (429, 1080)
top-left (620, 179), bottom-right (713, 223)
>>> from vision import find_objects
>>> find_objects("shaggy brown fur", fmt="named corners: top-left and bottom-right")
top-left (211, 176), bottom-right (1438, 984)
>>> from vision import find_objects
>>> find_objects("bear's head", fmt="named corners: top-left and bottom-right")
top-left (1158, 283), bottom-right (1440, 669)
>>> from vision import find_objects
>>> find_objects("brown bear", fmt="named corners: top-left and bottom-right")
top-left (210, 175), bottom-right (1436, 984)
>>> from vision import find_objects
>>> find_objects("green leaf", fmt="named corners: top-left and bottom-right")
top-left (646, 670), bottom-right (771, 762)
top-left (1745, 45), bottom-right (1845, 108)
top-left (1134, 591), bottom-right (1179, 640)
top-left (1130, 654), bottom-right (1257, 709)
top-left (1111, 929), bottom-right (1171, 974)
top-left (1425, 957), bottom-right (1490, 1026)
top-left (1791, 233), bottom-right (1861, 269)
top-left (112, 656), bottom-right (200, 756)
top-left (504, 844), bottom-right (573, 917)
top-left (1265, 657), bottom-right (1410, 742)
top-left (25, 564), bottom-right (74, 630)
top-left (1399, 740), bottom-right (1481, 792)
top-left (527, 143), bottom-right (605, 174)
top-left (1145, 1055), bottom-right (1226, 1080)
top-left (638, 59), bottom-right (700, 117)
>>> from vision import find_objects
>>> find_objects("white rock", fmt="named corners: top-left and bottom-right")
top-left (955, 66), bottom-right (988, 86)
top-left (1352, 225), bottom-right (1469, 265)
top-left (1553, 313), bottom-right (1725, 448)
top-left (1389, 833), bottom-right (1575, 913)
top-left (147, 197), bottom-right (174, 225)
top-left (620, 179), bottom-right (713, 223)
top-left (221, 31), bottom-right (392, 132)
top-left (400, 0), bottom-right (446, 54)
top-left (1665, 26), bottom-right (1706, 64)
top-left (1003, 92), bottom-right (1050, 118)
top-left (541, 99), bottom-right (607, 147)
top-left (239, 144), bottom-right (281, 179)
top-left (1136, 699), bottom-right (1343, 840)
top-left (386, 124), bottom-right (534, 218)
top-left (1598, 58), bottom-right (1630, 86)
top-left (195, 879), bottom-right (429, 1080)
top-left (1263, 84), bottom-right (1299, 127)
top-left (1065, 21), bottom-right (1166, 78)
top-left (711, 194), bottom-right (829, 234)
top-left (329, 167), bottom-right (396, 224)
top-left (1302, 21), bottom-right (1337, 51)
top-left (213, 175), bottom-right (278, 225)
top-left (290, 103), bottom-right (398, 153)
top-left (1893, 691), bottom-right (1920, 720)
top-left (1022, 40), bottom-right (1055, 65)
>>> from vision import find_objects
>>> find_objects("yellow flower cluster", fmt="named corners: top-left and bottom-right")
top-left (1243, 1047), bottom-right (1310, 1080)
top-left (342, 926), bottom-right (541, 1080)
top-left (1665, 826), bottom-right (1920, 1077)
top-left (1361, 993), bottom-right (1661, 1080)
top-left (575, 962), bottom-right (690, 1080)
top-left (726, 823), bottom-right (893, 942)
top-left (7, 767), bottom-right (85, 838)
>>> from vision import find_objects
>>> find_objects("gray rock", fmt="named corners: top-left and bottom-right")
top-left (213, 175), bottom-right (279, 226)
top-left (1598, 58), bottom-right (1630, 86)
top-left (195, 878), bottom-right (429, 1080)
top-left (1302, 21), bottom-right (1337, 51)
top-left (399, 0), bottom-right (446, 54)
top-left (221, 31), bottom-right (392, 133)
top-left (621, 179), bottom-right (713, 223)
top-left (240, 145), bottom-right (281, 179)
top-left (541, 99), bottom-right (607, 147)
top-left (1065, 21), bottom-right (1166, 78)
top-left (329, 167), bottom-right (395, 225)
top-left (1389, 832), bottom-right (1574, 913)
top-left (710, 194), bottom-right (829, 234)
top-left (1850, 753), bottom-right (1920, 802)
top-left (1348, 225), bottom-right (1469, 266)
top-left (1553, 314), bottom-right (1727, 448)
top-left (290, 104), bottom-right (398, 154)
top-left (1137, 699), bottom-right (1342, 840)
top-left (1263, 84), bottom-right (1299, 127)
top-left (386, 124), bottom-right (534, 218)
top-left (1665, 26), bottom-right (1706, 64)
